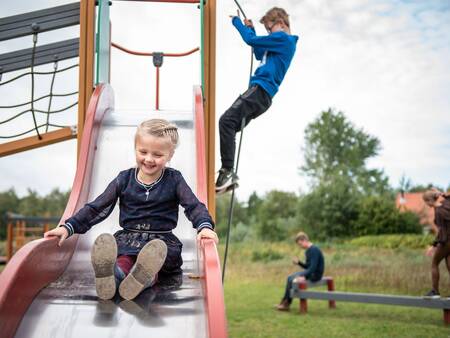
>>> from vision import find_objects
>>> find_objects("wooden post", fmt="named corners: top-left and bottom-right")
top-left (77, 0), bottom-right (96, 157)
top-left (203, 0), bottom-right (216, 216)
top-left (43, 223), bottom-right (49, 234)
top-left (327, 278), bottom-right (336, 309)
top-left (444, 309), bottom-right (450, 325)
top-left (16, 221), bottom-right (25, 249)
top-left (299, 281), bottom-right (308, 313)
top-left (7, 222), bottom-right (13, 261)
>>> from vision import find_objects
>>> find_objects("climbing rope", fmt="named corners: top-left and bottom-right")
top-left (222, 0), bottom-right (254, 282)
top-left (0, 64), bottom-right (78, 87)
top-left (222, 117), bottom-right (246, 282)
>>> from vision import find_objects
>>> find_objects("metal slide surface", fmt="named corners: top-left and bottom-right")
top-left (14, 109), bottom-right (208, 338)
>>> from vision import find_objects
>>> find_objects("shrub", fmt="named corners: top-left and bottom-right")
top-left (251, 248), bottom-right (284, 262)
top-left (349, 234), bottom-right (434, 249)
top-left (353, 195), bottom-right (422, 236)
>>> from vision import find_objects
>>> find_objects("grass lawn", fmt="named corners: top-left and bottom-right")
top-left (221, 241), bottom-right (450, 337)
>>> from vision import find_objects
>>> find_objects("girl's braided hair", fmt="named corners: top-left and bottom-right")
top-left (135, 118), bottom-right (179, 148)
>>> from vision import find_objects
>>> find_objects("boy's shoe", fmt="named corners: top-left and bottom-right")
top-left (275, 299), bottom-right (290, 311)
top-left (215, 168), bottom-right (239, 192)
top-left (216, 182), bottom-right (239, 195)
top-left (423, 289), bottom-right (440, 299)
top-left (119, 239), bottom-right (167, 300)
top-left (91, 233), bottom-right (118, 300)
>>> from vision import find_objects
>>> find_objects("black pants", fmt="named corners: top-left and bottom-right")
top-left (219, 85), bottom-right (272, 169)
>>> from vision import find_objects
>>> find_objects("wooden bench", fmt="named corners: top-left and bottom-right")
top-left (292, 278), bottom-right (450, 325)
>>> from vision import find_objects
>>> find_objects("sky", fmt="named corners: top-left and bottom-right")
top-left (0, 0), bottom-right (449, 201)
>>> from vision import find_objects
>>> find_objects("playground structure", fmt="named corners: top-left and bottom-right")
top-left (0, 1), bottom-right (226, 337)
top-left (4, 213), bottom-right (60, 262)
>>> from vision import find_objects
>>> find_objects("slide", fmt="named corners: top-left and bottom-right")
top-left (0, 84), bottom-right (226, 338)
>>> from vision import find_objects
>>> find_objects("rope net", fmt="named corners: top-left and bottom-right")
top-left (0, 32), bottom-right (79, 141)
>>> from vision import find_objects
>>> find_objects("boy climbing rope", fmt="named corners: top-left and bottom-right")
top-left (216, 7), bottom-right (298, 193)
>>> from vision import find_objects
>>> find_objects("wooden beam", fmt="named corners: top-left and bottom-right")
top-left (204, 0), bottom-right (216, 219)
top-left (0, 127), bottom-right (76, 157)
top-left (77, 0), bottom-right (96, 157)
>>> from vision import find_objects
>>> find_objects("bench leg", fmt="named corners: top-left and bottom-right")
top-left (299, 282), bottom-right (307, 314)
top-left (326, 278), bottom-right (336, 309)
top-left (444, 309), bottom-right (450, 325)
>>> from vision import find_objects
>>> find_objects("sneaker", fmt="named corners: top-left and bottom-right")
top-left (119, 239), bottom-right (167, 300)
top-left (216, 182), bottom-right (239, 195)
top-left (215, 168), bottom-right (238, 191)
top-left (423, 289), bottom-right (440, 299)
top-left (91, 233), bottom-right (118, 300)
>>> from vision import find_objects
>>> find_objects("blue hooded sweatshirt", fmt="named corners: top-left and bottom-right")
top-left (232, 17), bottom-right (298, 98)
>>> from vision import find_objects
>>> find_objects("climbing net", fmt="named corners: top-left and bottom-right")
top-left (0, 33), bottom-right (79, 141)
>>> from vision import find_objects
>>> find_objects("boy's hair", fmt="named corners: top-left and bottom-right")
top-left (423, 188), bottom-right (442, 206)
top-left (135, 119), bottom-right (179, 148)
top-left (295, 231), bottom-right (309, 243)
top-left (260, 7), bottom-right (290, 28)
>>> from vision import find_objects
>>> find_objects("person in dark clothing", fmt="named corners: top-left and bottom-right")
top-left (422, 189), bottom-right (450, 298)
top-left (45, 119), bottom-right (218, 301)
top-left (215, 7), bottom-right (298, 193)
top-left (276, 231), bottom-right (324, 311)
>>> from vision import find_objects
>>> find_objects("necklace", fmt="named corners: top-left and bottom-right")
top-left (135, 168), bottom-right (165, 201)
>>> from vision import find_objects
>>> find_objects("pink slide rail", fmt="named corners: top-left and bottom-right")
top-left (0, 84), bottom-right (114, 338)
top-left (194, 86), bottom-right (228, 338)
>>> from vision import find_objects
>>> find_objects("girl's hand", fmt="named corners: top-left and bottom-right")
top-left (197, 228), bottom-right (219, 245)
top-left (291, 257), bottom-right (299, 265)
top-left (44, 226), bottom-right (69, 247)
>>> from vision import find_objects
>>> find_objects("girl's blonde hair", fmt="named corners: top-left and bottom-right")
top-left (422, 188), bottom-right (442, 206)
top-left (135, 119), bottom-right (179, 148)
top-left (260, 7), bottom-right (290, 29)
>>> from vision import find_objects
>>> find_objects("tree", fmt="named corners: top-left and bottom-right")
top-left (298, 175), bottom-right (361, 239)
top-left (255, 190), bottom-right (299, 241)
top-left (0, 189), bottom-right (20, 239)
top-left (301, 108), bottom-right (389, 194)
top-left (0, 188), bottom-right (70, 240)
top-left (215, 194), bottom-right (249, 238)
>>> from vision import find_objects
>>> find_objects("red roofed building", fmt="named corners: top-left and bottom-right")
top-left (396, 192), bottom-right (437, 233)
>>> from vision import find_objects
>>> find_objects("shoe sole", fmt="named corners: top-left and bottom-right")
top-left (119, 239), bottom-right (167, 300)
top-left (215, 182), bottom-right (239, 195)
top-left (215, 176), bottom-right (239, 191)
top-left (91, 233), bottom-right (118, 300)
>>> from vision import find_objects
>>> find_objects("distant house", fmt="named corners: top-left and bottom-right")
top-left (395, 192), bottom-right (437, 234)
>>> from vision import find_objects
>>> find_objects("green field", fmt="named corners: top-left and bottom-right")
top-left (221, 241), bottom-right (450, 338)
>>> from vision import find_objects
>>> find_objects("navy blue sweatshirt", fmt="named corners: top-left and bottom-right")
top-left (232, 17), bottom-right (298, 97)
top-left (298, 245), bottom-right (325, 282)
top-left (63, 167), bottom-right (214, 236)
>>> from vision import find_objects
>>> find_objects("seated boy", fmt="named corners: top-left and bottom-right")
top-left (276, 231), bottom-right (324, 311)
